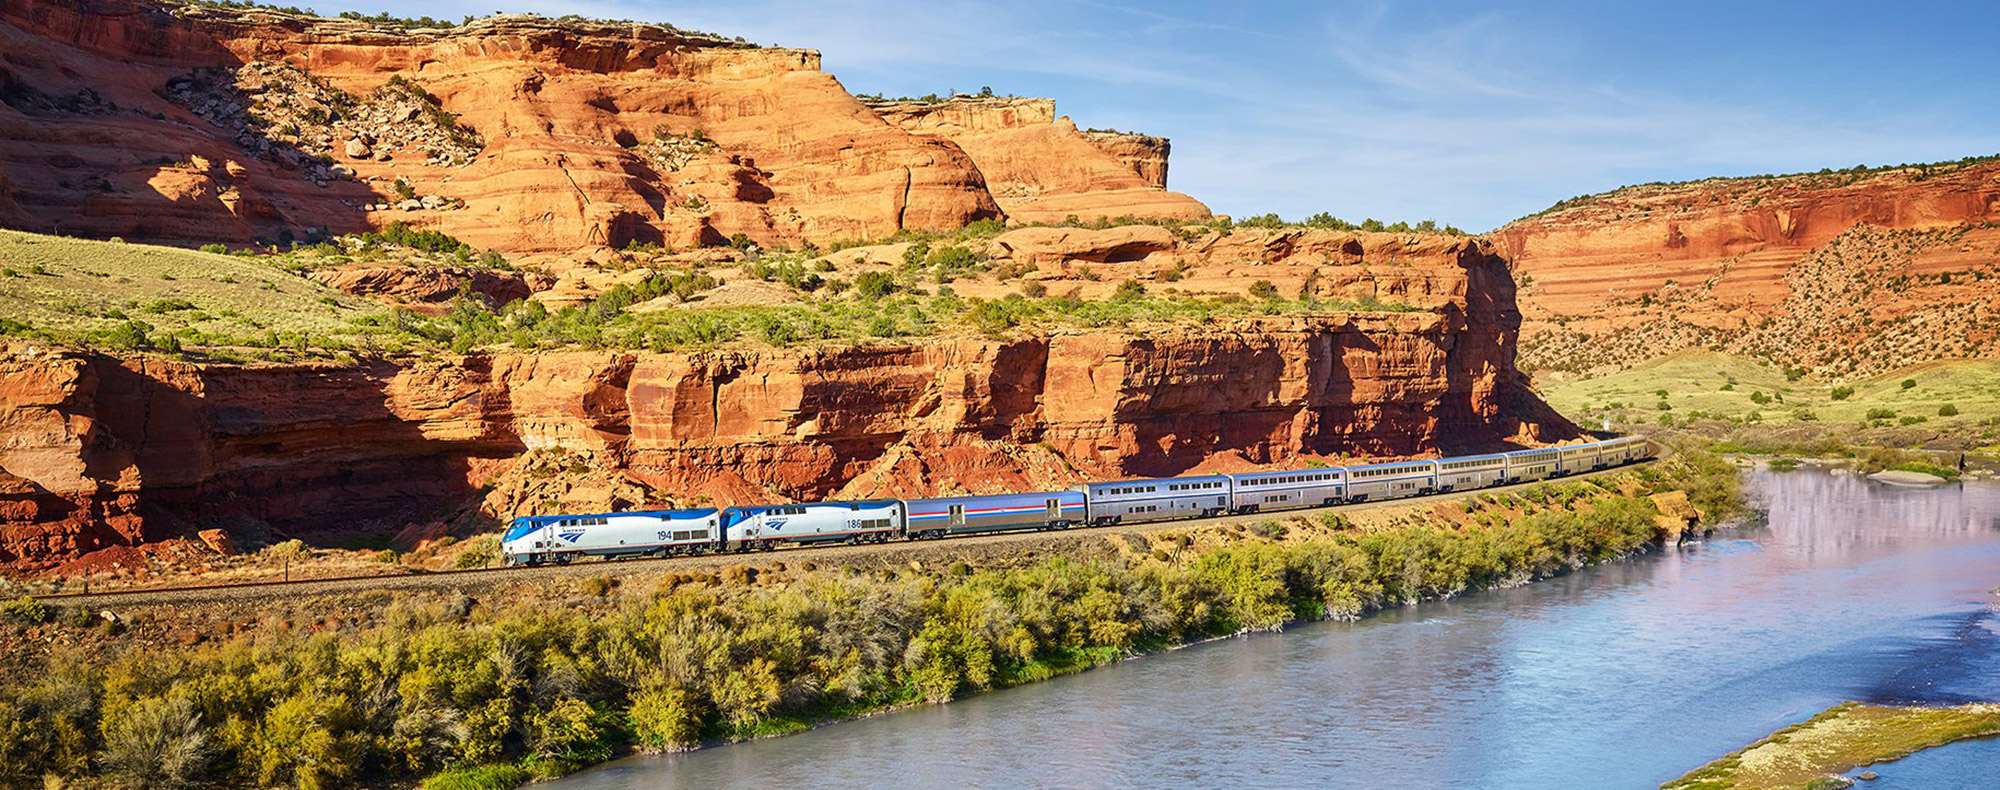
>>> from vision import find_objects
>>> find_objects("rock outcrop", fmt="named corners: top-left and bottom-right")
top-left (1499, 160), bottom-right (2000, 377)
top-left (0, 0), bottom-right (1222, 253)
top-left (865, 96), bottom-right (1209, 224)
top-left (0, 232), bottom-right (1572, 570)
top-left (0, 0), bottom-right (1008, 251)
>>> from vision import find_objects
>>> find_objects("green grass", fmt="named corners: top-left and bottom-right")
top-left (1663, 702), bottom-right (2000, 790)
top-left (420, 764), bottom-right (531, 790)
top-left (0, 229), bottom-right (376, 357)
top-left (1545, 350), bottom-right (2000, 429)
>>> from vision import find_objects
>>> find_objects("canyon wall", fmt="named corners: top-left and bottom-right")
top-left (0, 232), bottom-right (1571, 570)
top-left (1498, 161), bottom-right (2000, 376)
top-left (0, 0), bottom-right (1218, 253)
top-left (865, 96), bottom-right (1210, 224)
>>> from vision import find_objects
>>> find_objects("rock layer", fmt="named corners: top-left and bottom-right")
top-left (866, 96), bottom-right (1209, 224)
top-left (1499, 161), bottom-right (2000, 376)
top-left (0, 0), bottom-right (1009, 251)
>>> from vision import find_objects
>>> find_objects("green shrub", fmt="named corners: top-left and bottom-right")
top-left (2, 595), bottom-right (47, 624)
top-left (853, 271), bottom-right (896, 299)
top-left (1865, 408), bottom-right (1897, 421)
top-left (1939, 403), bottom-right (1959, 416)
top-left (454, 535), bottom-right (499, 569)
top-left (1901, 378), bottom-right (1917, 390)
top-left (102, 695), bottom-right (214, 789)
top-left (628, 687), bottom-right (703, 751)
top-left (1248, 280), bottom-right (1279, 300)
top-left (1830, 385), bottom-right (1855, 400)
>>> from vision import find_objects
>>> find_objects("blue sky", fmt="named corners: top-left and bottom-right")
top-left (311, 0), bottom-right (1999, 230)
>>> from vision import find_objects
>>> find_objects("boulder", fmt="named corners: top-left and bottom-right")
top-left (344, 138), bottom-right (372, 159)
top-left (196, 528), bottom-right (240, 556)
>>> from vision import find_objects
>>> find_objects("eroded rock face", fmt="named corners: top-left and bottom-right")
top-left (866, 96), bottom-right (1209, 224)
top-left (0, 0), bottom-right (1004, 250)
top-left (309, 265), bottom-right (543, 310)
top-left (0, 236), bottom-right (1571, 570)
top-left (1499, 162), bottom-right (2000, 376)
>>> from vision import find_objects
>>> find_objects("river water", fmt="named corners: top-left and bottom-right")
top-left (548, 469), bottom-right (2000, 789)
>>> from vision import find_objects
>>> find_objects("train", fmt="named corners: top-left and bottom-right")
top-left (500, 436), bottom-right (1652, 566)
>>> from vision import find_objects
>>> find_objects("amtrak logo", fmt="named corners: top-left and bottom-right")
top-left (558, 530), bottom-right (585, 543)
top-left (766, 518), bottom-right (787, 531)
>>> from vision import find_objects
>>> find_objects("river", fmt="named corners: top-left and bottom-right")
top-left (546, 468), bottom-right (2000, 788)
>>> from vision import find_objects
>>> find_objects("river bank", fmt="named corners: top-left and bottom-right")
top-left (0, 452), bottom-right (1740, 790)
top-left (538, 464), bottom-right (2000, 790)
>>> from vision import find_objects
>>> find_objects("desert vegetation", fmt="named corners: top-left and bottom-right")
top-left (0, 455), bottom-right (1737, 789)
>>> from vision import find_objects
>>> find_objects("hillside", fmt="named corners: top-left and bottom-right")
top-left (0, 224), bottom-right (1576, 572)
top-left (0, 0), bottom-right (1205, 253)
top-left (1499, 158), bottom-right (2000, 379)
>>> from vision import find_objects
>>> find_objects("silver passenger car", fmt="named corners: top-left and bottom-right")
top-left (1079, 475), bottom-right (1231, 525)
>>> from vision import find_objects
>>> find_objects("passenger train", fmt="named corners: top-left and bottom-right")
top-left (501, 436), bottom-right (1652, 565)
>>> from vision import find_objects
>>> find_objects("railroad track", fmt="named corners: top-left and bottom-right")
top-left (32, 458), bottom-right (1658, 608)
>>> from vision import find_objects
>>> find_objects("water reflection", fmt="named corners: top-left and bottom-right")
top-left (547, 470), bottom-right (2000, 789)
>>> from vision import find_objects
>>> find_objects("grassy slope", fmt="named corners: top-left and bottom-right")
top-left (1542, 351), bottom-right (2000, 430)
top-left (1664, 702), bottom-right (2000, 790)
top-left (0, 229), bottom-right (373, 339)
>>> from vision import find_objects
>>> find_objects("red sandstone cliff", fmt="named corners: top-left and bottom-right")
top-left (0, 231), bottom-right (1572, 570)
top-left (0, 0), bottom-right (1224, 253)
top-left (863, 96), bottom-right (1208, 224)
top-left (1498, 160), bottom-right (2000, 376)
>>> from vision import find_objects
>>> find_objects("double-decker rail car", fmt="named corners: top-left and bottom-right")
top-left (1344, 460), bottom-right (1438, 503)
top-left (1435, 453), bottom-right (1508, 492)
top-left (904, 490), bottom-right (1088, 539)
top-left (723, 500), bottom-right (904, 550)
top-left (1600, 436), bottom-right (1650, 465)
top-left (1226, 468), bottom-right (1346, 514)
top-left (1504, 448), bottom-right (1561, 483)
top-left (1080, 475), bottom-right (1231, 525)
top-left (502, 509), bottom-right (722, 565)
top-left (1556, 442), bottom-right (1603, 475)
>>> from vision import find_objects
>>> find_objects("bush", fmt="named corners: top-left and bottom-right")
top-left (525, 699), bottom-right (611, 771)
top-left (1749, 391), bottom-right (1772, 405)
top-left (628, 687), bottom-right (703, 751)
top-left (2, 595), bottom-right (47, 624)
top-left (1901, 378), bottom-right (1917, 390)
top-left (1939, 403), bottom-right (1960, 416)
top-left (1831, 385), bottom-right (1855, 400)
top-left (454, 535), bottom-right (499, 569)
top-left (1865, 408), bottom-right (1897, 421)
top-left (1112, 279), bottom-right (1146, 301)
top-left (853, 271), bottom-right (896, 300)
top-left (102, 695), bottom-right (214, 789)
top-left (1248, 280), bottom-right (1279, 300)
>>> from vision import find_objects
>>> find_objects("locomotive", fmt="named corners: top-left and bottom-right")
top-left (501, 436), bottom-right (1651, 566)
